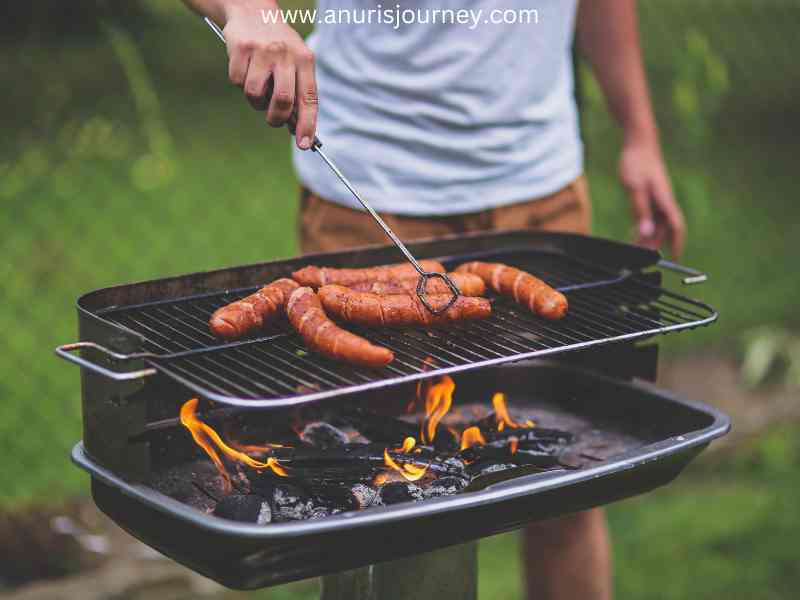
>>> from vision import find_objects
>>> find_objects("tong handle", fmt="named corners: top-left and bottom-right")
top-left (55, 342), bottom-right (157, 381)
top-left (657, 259), bottom-right (708, 285)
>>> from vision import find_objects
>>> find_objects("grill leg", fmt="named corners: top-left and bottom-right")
top-left (320, 541), bottom-right (478, 600)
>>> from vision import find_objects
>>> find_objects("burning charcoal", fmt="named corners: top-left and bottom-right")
top-left (350, 483), bottom-right (381, 509)
top-left (459, 445), bottom-right (562, 468)
top-left (378, 481), bottom-right (424, 505)
top-left (272, 483), bottom-right (315, 522)
top-left (466, 460), bottom-right (518, 478)
top-left (422, 476), bottom-right (468, 499)
top-left (311, 484), bottom-right (360, 512)
top-left (485, 427), bottom-right (573, 446)
top-left (432, 427), bottom-right (460, 453)
top-left (342, 409), bottom-right (418, 444)
top-left (472, 411), bottom-right (501, 434)
top-left (309, 507), bottom-right (332, 520)
top-left (299, 422), bottom-right (350, 449)
top-left (213, 494), bottom-right (272, 525)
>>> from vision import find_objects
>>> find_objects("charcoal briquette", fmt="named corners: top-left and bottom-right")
top-left (213, 494), bottom-right (272, 525)
top-left (378, 481), bottom-right (424, 505)
top-left (299, 422), bottom-right (350, 449)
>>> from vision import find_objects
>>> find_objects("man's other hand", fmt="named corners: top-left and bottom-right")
top-left (223, 0), bottom-right (318, 149)
top-left (619, 140), bottom-right (686, 259)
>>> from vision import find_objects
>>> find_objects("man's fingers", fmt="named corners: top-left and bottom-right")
top-left (294, 50), bottom-right (318, 150)
top-left (243, 50), bottom-right (272, 112)
top-left (627, 183), bottom-right (655, 243)
top-left (227, 42), bottom-right (251, 88)
top-left (652, 180), bottom-right (686, 259)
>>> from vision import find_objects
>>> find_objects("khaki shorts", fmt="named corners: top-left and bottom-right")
top-left (299, 176), bottom-right (592, 254)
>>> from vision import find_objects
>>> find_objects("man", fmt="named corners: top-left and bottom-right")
top-left (183, 1), bottom-right (686, 598)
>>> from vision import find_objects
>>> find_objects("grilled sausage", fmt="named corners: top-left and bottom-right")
top-left (209, 278), bottom-right (299, 340)
top-left (292, 260), bottom-right (446, 288)
top-left (455, 261), bottom-right (568, 320)
top-left (348, 272), bottom-right (486, 297)
top-left (286, 287), bottom-right (394, 368)
top-left (318, 284), bottom-right (491, 328)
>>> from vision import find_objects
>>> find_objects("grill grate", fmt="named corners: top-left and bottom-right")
top-left (96, 250), bottom-right (716, 407)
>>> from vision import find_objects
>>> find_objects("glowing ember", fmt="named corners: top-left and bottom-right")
top-left (492, 392), bottom-right (534, 430)
top-left (460, 426), bottom-right (486, 451)
top-left (180, 399), bottom-right (290, 488)
top-left (421, 375), bottom-right (455, 444)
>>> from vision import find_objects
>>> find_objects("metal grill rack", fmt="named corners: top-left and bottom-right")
top-left (89, 250), bottom-right (716, 408)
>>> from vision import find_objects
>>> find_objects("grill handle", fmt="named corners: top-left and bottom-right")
top-left (657, 259), bottom-right (708, 285)
top-left (55, 342), bottom-right (157, 381)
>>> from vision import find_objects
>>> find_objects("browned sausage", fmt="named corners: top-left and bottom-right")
top-left (286, 287), bottom-right (394, 368)
top-left (318, 285), bottom-right (491, 328)
top-left (455, 261), bottom-right (568, 320)
top-left (348, 272), bottom-right (486, 297)
top-left (209, 278), bottom-right (299, 340)
top-left (292, 259), bottom-right (446, 288)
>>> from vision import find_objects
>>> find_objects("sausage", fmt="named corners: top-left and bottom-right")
top-left (292, 259), bottom-right (446, 288)
top-left (286, 287), bottom-right (395, 368)
top-left (455, 261), bottom-right (568, 320)
top-left (317, 285), bottom-right (491, 328)
top-left (348, 272), bottom-right (486, 297)
top-left (209, 278), bottom-right (299, 340)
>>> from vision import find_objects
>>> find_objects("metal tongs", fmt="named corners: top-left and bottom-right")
top-left (204, 18), bottom-right (460, 314)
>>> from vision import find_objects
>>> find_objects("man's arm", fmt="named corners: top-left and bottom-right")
top-left (577, 0), bottom-right (685, 258)
top-left (182, 0), bottom-right (318, 150)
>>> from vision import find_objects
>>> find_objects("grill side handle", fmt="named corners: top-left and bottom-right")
top-left (55, 342), bottom-right (157, 381)
top-left (656, 259), bottom-right (708, 284)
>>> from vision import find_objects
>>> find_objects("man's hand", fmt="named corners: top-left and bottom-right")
top-left (619, 140), bottom-right (686, 258)
top-left (577, 0), bottom-right (686, 259)
top-left (185, 0), bottom-right (318, 150)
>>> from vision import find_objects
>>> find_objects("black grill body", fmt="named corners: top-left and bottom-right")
top-left (60, 231), bottom-right (728, 589)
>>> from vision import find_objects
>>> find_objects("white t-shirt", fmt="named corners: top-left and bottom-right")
top-left (292, 0), bottom-right (583, 216)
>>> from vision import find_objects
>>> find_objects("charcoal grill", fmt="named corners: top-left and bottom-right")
top-left (58, 230), bottom-right (729, 593)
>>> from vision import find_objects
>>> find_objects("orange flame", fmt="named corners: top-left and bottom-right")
top-left (460, 426), bottom-right (487, 451)
top-left (421, 376), bottom-right (455, 443)
top-left (409, 356), bottom-right (437, 413)
top-left (400, 436), bottom-right (416, 453)
top-left (180, 399), bottom-right (290, 488)
top-left (229, 441), bottom-right (287, 454)
top-left (492, 392), bottom-right (534, 430)
top-left (377, 436), bottom-right (427, 483)
top-left (509, 436), bottom-right (519, 455)
top-left (383, 447), bottom-right (428, 482)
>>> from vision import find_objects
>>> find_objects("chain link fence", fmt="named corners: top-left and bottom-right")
top-left (0, 0), bottom-right (797, 512)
